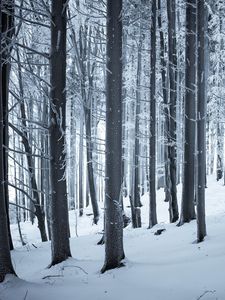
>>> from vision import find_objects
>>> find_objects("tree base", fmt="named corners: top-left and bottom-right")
top-left (101, 261), bottom-right (125, 274)
top-left (48, 254), bottom-right (71, 268)
top-left (0, 271), bottom-right (17, 283)
top-left (177, 216), bottom-right (196, 227)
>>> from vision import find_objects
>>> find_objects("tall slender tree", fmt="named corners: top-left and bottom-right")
top-left (196, 0), bottom-right (207, 243)
top-left (167, 0), bottom-right (179, 222)
top-left (149, 0), bottom-right (158, 228)
top-left (0, 0), bottom-right (16, 281)
top-left (49, 0), bottom-right (71, 266)
top-left (157, 0), bottom-right (170, 204)
top-left (2, 0), bottom-right (14, 250)
top-left (79, 110), bottom-right (84, 216)
top-left (132, 22), bottom-right (143, 228)
top-left (179, 0), bottom-right (196, 225)
top-left (102, 0), bottom-right (125, 273)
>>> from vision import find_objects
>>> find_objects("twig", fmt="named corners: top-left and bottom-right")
top-left (42, 275), bottom-right (63, 280)
top-left (62, 265), bottom-right (88, 275)
top-left (196, 290), bottom-right (216, 300)
top-left (23, 290), bottom-right (28, 300)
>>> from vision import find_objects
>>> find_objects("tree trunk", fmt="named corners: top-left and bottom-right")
top-left (196, 0), bottom-right (207, 243)
top-left (84, 107), bottom-right (99, 224)
top-left (0, 3), bottom-right (16, 280)
top-left (2, 0), bottom-right (14, 251)
top-left (167, 0), bottom-right (179, 223)
top-left (49, 0), bottom-right (71, 266)
top-left (132, 23), bottom-right (143, 228)
top-left (157, 0), bottom-right (170, 203)
top-left (149, 0), bottom-right (158, 228)
top-left (79, 110), bottom-right (84, 216)
top-left (102, 0), bottom-right (125, 273)
top-left (216, 123), bottom-right (223, 181)
top-left (179, 0), bottom-right (196, 225)
top-left (86, 172), bottom-right (90, 207)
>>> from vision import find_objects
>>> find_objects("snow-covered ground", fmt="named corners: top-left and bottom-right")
top-left (1, 176), bottom-right (225, 300)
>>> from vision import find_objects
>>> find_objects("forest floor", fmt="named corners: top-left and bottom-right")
top-left (1, 176), bottom-right (225, 300)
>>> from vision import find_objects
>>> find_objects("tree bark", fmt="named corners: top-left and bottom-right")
top-left (196, 0), bottom-right (207, 243)
top-left (132, 23), bottom-right (143, 228)
top-left (157, 0), bottom-right (170, 203)
top-left (84, 107), bottom-right (100, 224)
top-left (2, 0), bottom-right (14, 250)
top-left (49, 0), bottom-right (71, 266)
top-left (102, 0), bottom-right (125, 273)
top-left (149, 0), bottom-right (158, 228)
top-left (167, 0), bottom-right (179, 223)
top-left (179, 0), bottom-right (196, 225)
top-left (216, 124), bottom-right (223, 181)
top-left (79, 110), bottom-right (84, 216)
top-left (0, 2), bottom-right (16, 281)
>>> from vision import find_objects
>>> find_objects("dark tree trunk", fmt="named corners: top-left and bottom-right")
top-left (2, 0), bottom-right (14, 250)
top-left (122, 30), bottom-right (128, 200)
top-left (43, 92), bottom-right (51, 240)
top-left (79, 112), bottom-right (84, 216)
top-left (149, 0), bottom-right (158, 228)
top-left (196, 0), bottom-right (207, 243)
top-left (49, 0), bottom-right (71, 266)
top-left (86, 173), bottom-right (90, 207)
top-left (102, 0), bottom-right (125, 273)
top-left (167, 0), bottom-right (179, 223)
top-left (132, 24), bottom-right (143, 228)
top-left (157, 0), bottom-right (170, 203)
top-left (216, 124), bottom-right (223, 181)
top-left (84, 107), bottom-right (99, 224)
top-left (0, 2), bottom-right (16, 281)
top-left (179, 0), bottom-right (196, 225)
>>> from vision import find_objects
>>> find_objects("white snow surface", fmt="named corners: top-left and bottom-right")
top-left (1, 176), bottom-right (225, 300)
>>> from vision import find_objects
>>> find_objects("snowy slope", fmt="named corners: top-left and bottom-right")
top-left (0, 176), bottom-right (225, 300)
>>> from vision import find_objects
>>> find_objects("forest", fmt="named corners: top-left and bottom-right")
top-left (0, 0), bottom-right (225, 299)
